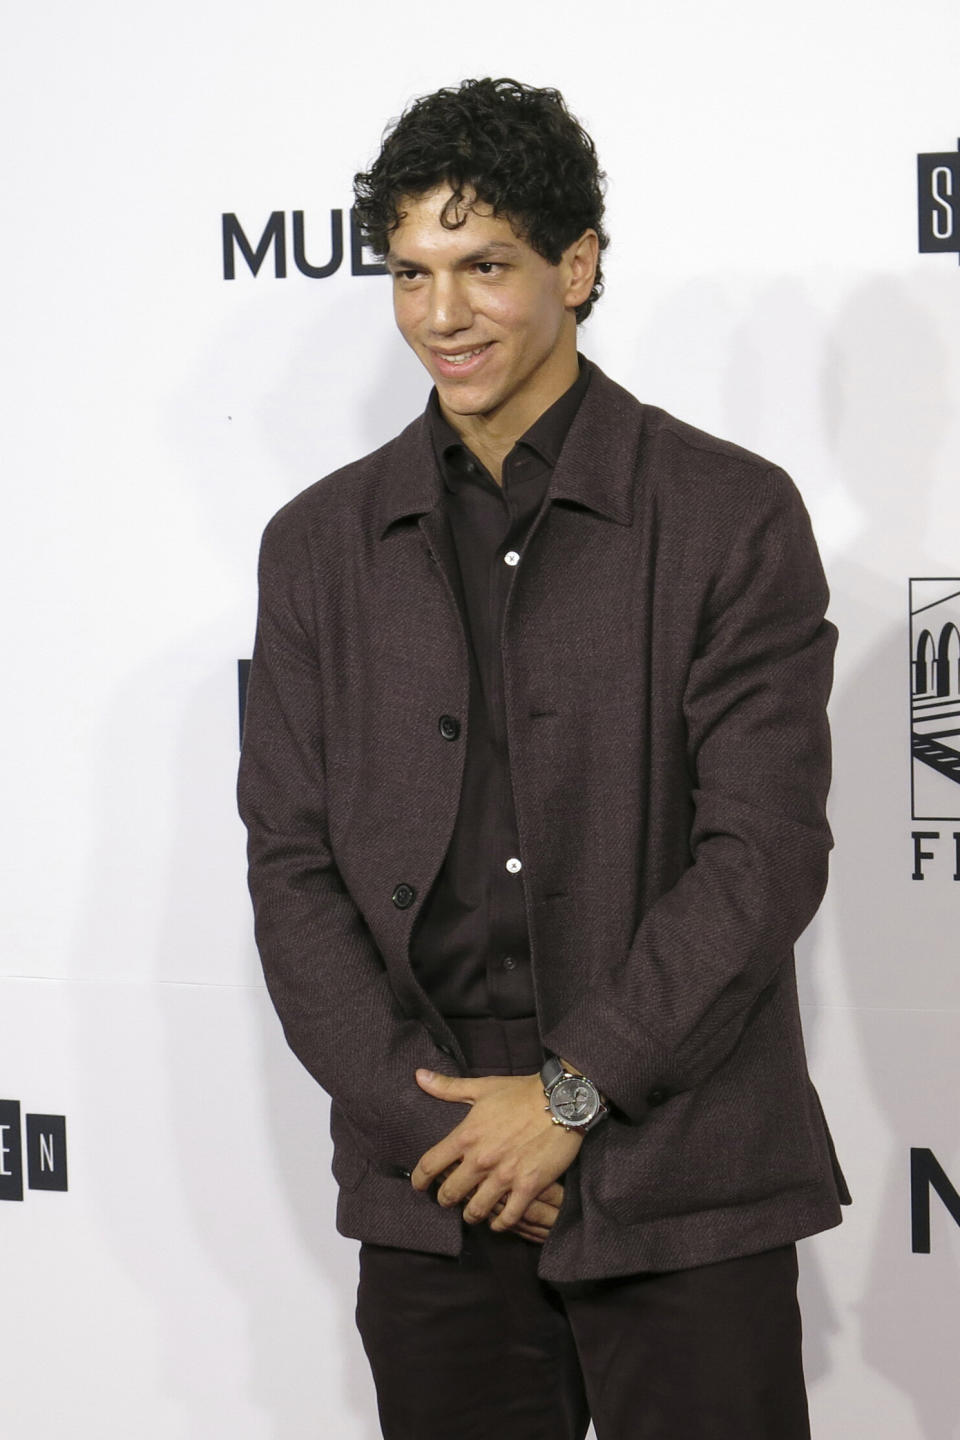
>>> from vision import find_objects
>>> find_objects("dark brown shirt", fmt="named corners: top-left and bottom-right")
top-left (408, 359), bottom-right (592, 1018)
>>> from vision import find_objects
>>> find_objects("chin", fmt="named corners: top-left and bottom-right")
top-left (436, 384), bottom-right (499, 417)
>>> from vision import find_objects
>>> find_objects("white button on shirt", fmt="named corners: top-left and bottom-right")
top-left (505, 857), bottom-right (522, 873)
top-left (503, 550), bottom-right (520, 566)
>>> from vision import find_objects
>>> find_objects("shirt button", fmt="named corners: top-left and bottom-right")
top-left (502, 956), bottom-right (517, 971)
top-left (438, 714), bottom-right (460, 741)
top-left (391, 882), bottom-right (416, 910)
top-left (503, 550), bottom-right (520, 566)
top-left (505, 857), bottom-right (522, 873)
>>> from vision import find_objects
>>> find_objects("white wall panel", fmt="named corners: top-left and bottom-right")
top-left (3, 1), bottom-right (960, 1433)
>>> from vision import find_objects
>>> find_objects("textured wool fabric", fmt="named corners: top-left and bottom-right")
top-left (237, 360), bottom-right (850, 1283)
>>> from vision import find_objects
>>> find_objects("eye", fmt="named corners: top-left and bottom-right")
top-left (473, 261), bottom-right (502, 275)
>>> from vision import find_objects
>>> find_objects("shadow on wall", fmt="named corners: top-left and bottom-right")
top-left (820, 274), bottom-right (960, 1440)
top-left (718, 271), bottom-right (960, 1438)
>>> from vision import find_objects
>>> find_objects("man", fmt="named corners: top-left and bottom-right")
top-left (237, 77), bottom-right (849, 1439)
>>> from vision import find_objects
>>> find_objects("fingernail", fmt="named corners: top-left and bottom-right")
top-left (416, 1068), bottom-right (434, 1081)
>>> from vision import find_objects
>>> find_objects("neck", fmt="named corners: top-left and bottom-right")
top-left (440, 341), bottom-right (579, 486)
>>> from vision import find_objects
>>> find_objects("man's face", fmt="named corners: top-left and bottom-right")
top-left (386, 186), bottom-right (589, 432)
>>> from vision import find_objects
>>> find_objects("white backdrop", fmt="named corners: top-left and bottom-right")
top-left (3, 2), bottom-right (960, 1435)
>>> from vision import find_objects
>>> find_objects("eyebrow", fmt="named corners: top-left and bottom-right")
top-left (386, 241), bottom-right (522, 272)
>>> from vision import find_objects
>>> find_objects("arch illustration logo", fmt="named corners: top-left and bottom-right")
top-left (910, 579), bottom-right (960, 821)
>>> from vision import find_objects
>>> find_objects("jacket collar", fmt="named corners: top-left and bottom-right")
top-left (376, 358), bottom-right (642, 538)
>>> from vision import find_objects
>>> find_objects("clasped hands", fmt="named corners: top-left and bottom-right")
top-left (409, 1069), bottom-right (583, 1245)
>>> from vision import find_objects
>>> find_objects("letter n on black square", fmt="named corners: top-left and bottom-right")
top-left (26, 1114), bottom-right (68, 1192)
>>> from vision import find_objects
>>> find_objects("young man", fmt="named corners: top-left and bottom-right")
top-left (237, 78), bottom-right (849, 1439)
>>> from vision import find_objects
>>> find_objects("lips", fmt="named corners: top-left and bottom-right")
top-left (435, 346), bottom-right (487, 365)
top-left (429, 342), bottom-right (493, 379)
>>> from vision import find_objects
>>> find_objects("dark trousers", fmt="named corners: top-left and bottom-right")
top-left (355, 1018), bottom-right (811, 1440)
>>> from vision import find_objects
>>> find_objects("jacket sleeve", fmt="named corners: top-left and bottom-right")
top-left (546, 467), bottom-right (837, 1122)
top-left (237, 515), bottom-right (465, 1173)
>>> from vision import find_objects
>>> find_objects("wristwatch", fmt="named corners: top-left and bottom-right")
top-left (540, 1055), bottom-right (609, 1133)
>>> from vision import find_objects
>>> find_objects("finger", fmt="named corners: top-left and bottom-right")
top-left (436, 1169), bottom-right (479, 1209)
top-left (513, 1223), bottom-right (548, 1244)
top-left (519, 1197), bottom-right (561, 1230)
top-left (415, 1070), bottom-right (476, 1104)
top-left (433, 1162), bottom-right (470, 1207)
top-left (410, 1141), bottom-right (464, 1193)
top-left (488, 1212), bottom-right (549, 1244)
top-left (536, 1182), bottom-right (564, 1207)
top-left (489, 1181), bottom-right (540, 1233)
top-left (461, 1175), bottom-right (509, 1225)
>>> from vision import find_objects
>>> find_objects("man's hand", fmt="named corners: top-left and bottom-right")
top-left (410, 1070), bottom-right (582, 1234)
top-left (491, 1181), bottom-right (565, 1244)
top-left (434, 1165), bottom-right (565, 1245)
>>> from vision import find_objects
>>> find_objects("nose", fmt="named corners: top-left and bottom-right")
top-left (428, 274), bottom-right (473, 336)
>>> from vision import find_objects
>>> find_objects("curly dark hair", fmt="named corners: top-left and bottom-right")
top-left (353, 77), bottom-right (609, 323)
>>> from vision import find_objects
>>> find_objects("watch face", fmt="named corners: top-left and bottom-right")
top-left (551, 1076), bottom-right (600, 1126)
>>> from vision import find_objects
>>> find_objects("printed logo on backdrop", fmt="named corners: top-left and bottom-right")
top-left (911, 1148), bottom-right (960, 1253)
top-left (909, 580), bottom-right (960, 880)
top-left (918, 142), bottom-right (960, 260)
top-left (0, 1101), bottom-right (68, 1201)
top-left (222, 209), bottom-right (387, 280)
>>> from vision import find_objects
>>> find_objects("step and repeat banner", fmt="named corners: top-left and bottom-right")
top-left (3, 2), bottom-right (959, 1436)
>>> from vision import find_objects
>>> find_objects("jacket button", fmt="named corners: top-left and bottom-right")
top-left (647, 1087), bottom-right (667, 1107)
top-left (391, 882), bottom-right (416, 910)
top-left (438, 714), bottom-right (460, 741)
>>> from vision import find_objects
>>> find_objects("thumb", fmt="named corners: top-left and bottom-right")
top-left (416, 1069), bottom-right (474, 1103)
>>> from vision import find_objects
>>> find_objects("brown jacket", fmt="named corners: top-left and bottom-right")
top-left (237, 362), bottom-right (849, 1283)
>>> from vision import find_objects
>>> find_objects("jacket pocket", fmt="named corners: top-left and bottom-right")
top-left (589, 983), bottom-right (824, 1225)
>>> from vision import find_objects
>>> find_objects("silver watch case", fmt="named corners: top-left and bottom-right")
top-left (540, 1055), bottom-right (608, 1132)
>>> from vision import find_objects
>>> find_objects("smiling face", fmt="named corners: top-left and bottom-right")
top-left (387, 185), bottom-right (597, 445)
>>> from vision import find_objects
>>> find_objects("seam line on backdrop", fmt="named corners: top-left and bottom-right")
top-left (0, 974), bottom-right (266, 991)
top-left (1, 979), bottom-right (958, 1012)
top-left (796, 1003), bottom-right (960, 1015)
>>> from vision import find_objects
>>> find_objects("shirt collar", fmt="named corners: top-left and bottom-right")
top-left (375, 356), bottom-right (638, 538)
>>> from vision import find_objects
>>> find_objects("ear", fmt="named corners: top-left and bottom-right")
top-left (562, 229), bottom-right (599, 312)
